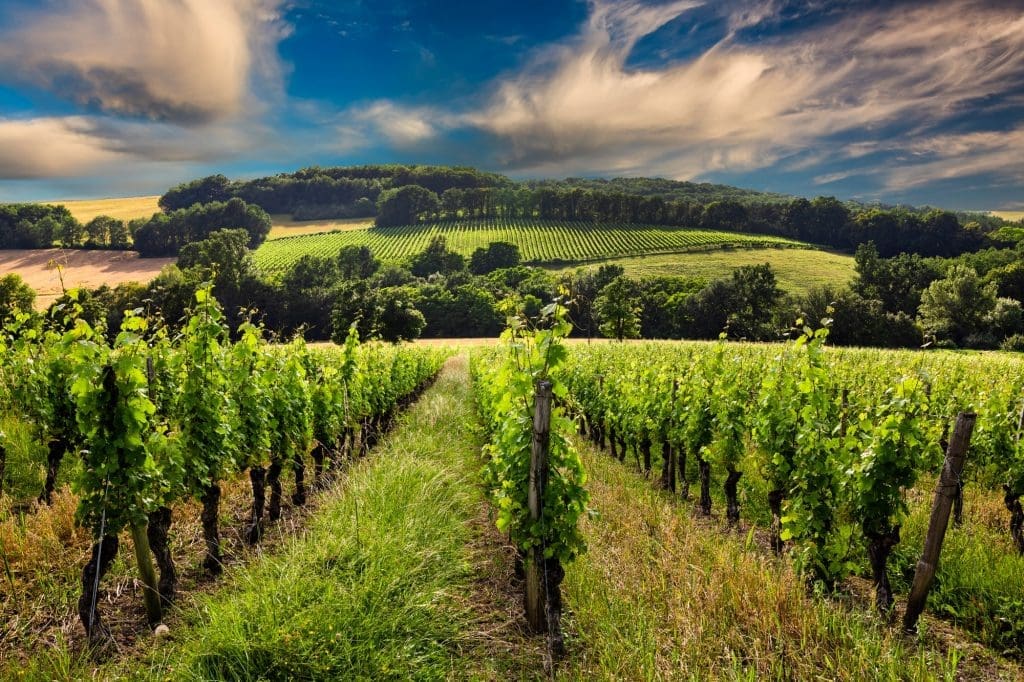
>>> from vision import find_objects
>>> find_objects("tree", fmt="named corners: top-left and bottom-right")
top-left (987, 261), bottom-right (1024, 301)
top-left (469, 241), bottom-right (521, 275)
top-left (159, 174), bottom-right (233, 211)
top-left (409, 235), bottom-right (465, 277)
top-left (0, 273), bottom-right (35, 320)
top-left (85, 216), bottom-right (120, 247)
top-left (337, 245), bottom-right (380, 279)
top-left (595, 276), bottom-right (642, 340)
top-left (281, 255), bottom-right (338, 291)
top-left (375, 185), bottom-right (440, 227)
top-left (373, 287), bottom-right (426, 342)
top-left (685, 279), bottom-right (737, 339)
top-left (853, 242), bottom-right (941, 315)
top-left (728, 263), bottom-right (782, 340)
top-left (918, 265), bottom-right (997, 346)
top-left (177, 228), bottom-right (253, 292)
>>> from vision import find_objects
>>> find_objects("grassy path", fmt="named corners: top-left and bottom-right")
top-left (142, 355), bottom-right (540, 681)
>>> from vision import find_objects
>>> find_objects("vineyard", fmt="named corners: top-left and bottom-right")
top-left (253, 218), bottom-right (811, 273)
top-left (560, 332), bottom-right (1024, 650)
top-left (0, 288), bottom-right (447, 658)
top-left (5, 302), bottom-right (1024, 677)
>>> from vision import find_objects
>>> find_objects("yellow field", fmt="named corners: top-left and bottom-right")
top-left (991, 210), bottom-right (1024, 222)
top-left (545, 248), bottom-right (856, 295)
top-left (48, 195), bottom-right (161, 223)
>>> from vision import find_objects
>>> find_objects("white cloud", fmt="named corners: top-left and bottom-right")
top-left (0, 0), bottom-right (287, 124)
top-left (883, 127), bottom-right (1024, 192)
top-left (349, 0), bottom-right (1024, 186)
top-left (0, 117), bottom-right (125, 178)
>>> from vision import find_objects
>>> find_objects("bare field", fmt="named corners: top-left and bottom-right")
top-left (47, 195), bottom-right (161, 223)
top-left (991, 210), bottom-right (1024, 222)
top-left (0, 249), bottom-right (173, 308)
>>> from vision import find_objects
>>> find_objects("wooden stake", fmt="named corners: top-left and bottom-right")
top-left (903, 412), bottom-right (975, 633)
top-left (526, 380), bottom-right (552, 633)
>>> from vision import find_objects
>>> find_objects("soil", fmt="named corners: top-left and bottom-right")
top-left (0, 249), bottom-right (174, 309)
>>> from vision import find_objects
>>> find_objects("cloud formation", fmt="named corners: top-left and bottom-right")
top-left (349, 0), bottom-right (1024, 190)
top-left (0, 0), bottom-right (287, 124)
top-left (0, 117), bottom-right (125, 178)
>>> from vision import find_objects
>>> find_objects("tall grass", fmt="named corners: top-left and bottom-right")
top-left (558, 443), bottom-right (991, 681)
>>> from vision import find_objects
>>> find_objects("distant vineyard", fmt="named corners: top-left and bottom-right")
top-left (253, 219), bottom-right (811, 273)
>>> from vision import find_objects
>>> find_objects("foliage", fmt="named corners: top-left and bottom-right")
top-left (375, 185), bottom-right (442, 228)
top-left (0, 274), bottom-right (35, 322)
top-left (469, 241), bottom-right (521, 275)
top-left (471, 303), bottom-right (588, 562)
top-left (133, 198), bottom-right (272, 257)
top-left (594, 276), bottom-right (642, 341)
top-left (918, 265), bottom-right (998, 346)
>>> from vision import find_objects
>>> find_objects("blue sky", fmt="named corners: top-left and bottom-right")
top-left (0, 0), bottom-right (1023, 209)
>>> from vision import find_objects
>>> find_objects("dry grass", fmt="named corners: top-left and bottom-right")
top-left (0, 249), bottom-right (173, 309)
top-left (48, 197), bottom-right (161, 224)
top-left (0, 459), bottom-right (334, 670)
top-left (991, 211), bottom-right (1024, 222)
top-left (559, 440), bottom-right (1022, 681)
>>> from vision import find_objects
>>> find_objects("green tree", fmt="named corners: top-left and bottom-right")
top-left (375, 184), bottom-right (440, 227)
top-left (107, 218), bottom-right (129, 249)
top-left (728, 263), bottom-right (782, 340)
top-left (409, 235), bottom-right (465, 277)
top-left (918, 265), bottom-right (997, 346)
top-left (177, 228), bottom-right (253, 291)
top-left (337, 245), bottom-right (380, 279)
top-left (469, 241), bottom-right (521, 275)
top-left (59, 218), bottom-right (85, 247)
top-left (595, 276), bottom-right (642, 341)
top-left (281, 255), bottom-right (338, 291)
top-left (373, 287), bottom-right (426, 342)
top-left (84, 216), bottom-right (119, 247)
top-left (0, 273), bottom-right (35, 321)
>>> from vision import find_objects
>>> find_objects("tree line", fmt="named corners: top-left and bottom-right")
top-left (4, 228), bottom-right (1024, 352)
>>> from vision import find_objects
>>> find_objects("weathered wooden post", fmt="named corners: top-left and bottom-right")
top-left (525, 380), bottom-right (552, 632)
top-left (903, 412), bottom-right (976, 633)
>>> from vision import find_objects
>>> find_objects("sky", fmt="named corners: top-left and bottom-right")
top-left (0, 0), bottom-right (1023, 209)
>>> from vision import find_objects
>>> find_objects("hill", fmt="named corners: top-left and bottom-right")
top-left (252, 218), bottom-right (812, 273)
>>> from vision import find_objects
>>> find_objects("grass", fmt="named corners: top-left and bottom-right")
top-left (558, 439), bottom-right (1016, 680)
top-left (48, 196), bottom-right (161, 223)
top-left (546, 248), bottom-right (857, 295)
top-left (4, 352), bottom-right (1023, 680)
top-left (253, 218), bottom-right (813, 273)
top-left (7, 355), bottom-right (541, 680)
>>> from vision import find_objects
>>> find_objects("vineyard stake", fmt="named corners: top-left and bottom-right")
top-left (903, 411), bottom-right (976, 633)
top-left (526, 380), bottom-right (552, 633)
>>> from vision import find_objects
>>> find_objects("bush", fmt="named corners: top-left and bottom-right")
top-left (1001, 334), bottom-right (1024, 352)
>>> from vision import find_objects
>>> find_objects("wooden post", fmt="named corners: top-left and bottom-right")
top-left (525, 381), bottom-right (552, 633)
top-left (903, 412), bottom-right (976, 633)
top-left (129, 523), bottom-right (163, 627)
